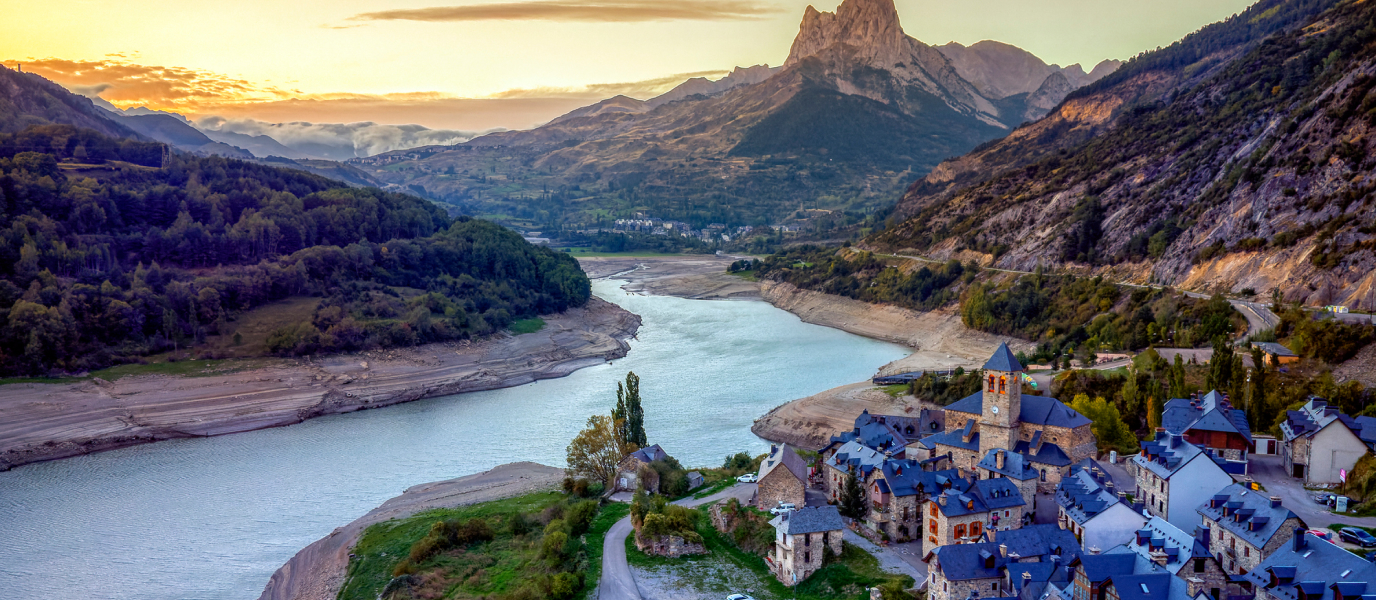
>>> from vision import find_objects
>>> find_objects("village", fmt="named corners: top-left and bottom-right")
top-left (594, 343), bottom-right (1376, 600)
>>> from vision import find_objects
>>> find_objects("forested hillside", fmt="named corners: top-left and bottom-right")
top-left (0, 125), bottom-right (590, 376)
top-left (873, 0), bottom-right (1376, 309)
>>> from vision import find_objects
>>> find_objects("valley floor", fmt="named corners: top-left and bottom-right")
top-left (0, 297), bottom-right (641, 471)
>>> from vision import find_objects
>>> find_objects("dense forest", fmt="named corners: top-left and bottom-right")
top-left (0, 125), bottom-right (590, 375)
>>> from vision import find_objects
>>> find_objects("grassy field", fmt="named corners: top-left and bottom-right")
top-left (727, 270), bottom-right (760, 281)
top-left (203, 296), bottom-right (322, 358)
top-left (577, 503), bottom-right (630, 600)
top-left (340, 490), bottom-right (617, 600)
top-left (624, 505), bottom-right (912, 600)
top-left (510, 318), bottom-right (547, 335)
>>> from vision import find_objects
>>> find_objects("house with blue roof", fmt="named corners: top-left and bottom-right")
top-left (1066, 544), bottom-right (1213, 600)
top-left (768, 505), bottom-right (844, 585)
top-left (926, 476), bottom-right (1027, 547)
top-left (1121, 516), bottom-right (1230, 598)
top-left (927, 542), bottom-right (1016, 600)
top-left (1161, 391), bottom-right (1253, 474)
top-left (928, 530), bottom-right (1083, 600)
top-left (1280, 397), bottom-right (1370, 485)
top-left (821, 408), bottom-right (945, 465)
top-left (1132, 431), bottom-right (1233, 533)
top-left (981, 448), bottom-right (1045, 514)
top-left (1196, 484), bottom-right (1305, 577)
top-left (929, 344), bottom-right (1097, 491)
top-left (865, 458), bottom-right (967, 545)
top-left (1056, 459), bottom-right (1148, 553)
top-left (822, 439), bottom-right (887, 504)
top-left (1243, 530), bottom-right (1376, 600)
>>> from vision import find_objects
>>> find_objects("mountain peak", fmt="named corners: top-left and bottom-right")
top-left (785, 0), bottom-right (907, 67)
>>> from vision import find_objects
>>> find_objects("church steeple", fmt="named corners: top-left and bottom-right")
top-left (979, 343), bottom-right (1023, 453)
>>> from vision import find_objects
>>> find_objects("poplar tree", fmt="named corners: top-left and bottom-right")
top-left (615, 371), bottom-right (647, 448)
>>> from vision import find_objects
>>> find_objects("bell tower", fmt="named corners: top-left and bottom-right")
top-left (979, 342), bottom-right (1023, 453)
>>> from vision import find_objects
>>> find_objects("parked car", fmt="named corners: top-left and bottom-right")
top-left (1340, 528), bottom-right (1376, 548)
top-left (726, 595), bottom-right (757, 600)
top-left (769, 502), bottom-right (797, 515)
top-left (1308, 529), bottom-right (1336, 543)
top-left (737, 473), bottom-right (757, 483)
top-left (1315, 493), bottom-right (1336, 505)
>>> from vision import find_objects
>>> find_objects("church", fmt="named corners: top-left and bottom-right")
top-left (923, 343), bottom-right (1096, 492)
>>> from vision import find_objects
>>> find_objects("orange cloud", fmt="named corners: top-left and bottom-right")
top-left (349, 0), bottom-right (782, 23)
top-left (11, 58), bottom-right (288, 110)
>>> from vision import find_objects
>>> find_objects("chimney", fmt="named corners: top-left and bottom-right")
top-left (1118, 491), bottom-right (1128, 501)
top-left (939, 495), bottom-right (948, 506)
top-left (1023, 571), bottom-right (1033, 582)
top-left (1293, 527), bottom-right (1307, 551)
top-left (771, 444), bottom-right (778, 455)
top-left (1271, 496), bottom-right (1282, 509)
top-left (997, 449), bottom-right (1006, 469)
top-left (1198, 527), bottom-right (1210, 546)
top-left (1106, 481), bottom-right (1115, 491)
top-left (1000, 544), bottom-right (1008, 557)
top-left (1152, 551), bottom-right (1168, 566)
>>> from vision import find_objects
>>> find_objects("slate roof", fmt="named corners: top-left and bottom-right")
top-left (936, 477), bottom-right (1026, 517)
top-left (1197, 483), bottom-right (1302, 550)
top-left (1133, 432), bottom-right (1209, 479)
top-left (1123, 516), bottom-right (1211, 576)
top-left (1056, 459), bottom-right (1142, 527)
top-left (988, 524), bottom-right (1082, 563)
top-left (930, 542), bottom-right (1009, 580)
top-left (923, 428), bottom-right (980, 452)
top-left (985, 343), bottom-right (1025, 372)
top-left (826, 409), bottom-right (945, 452)
top-left (1073, 553), bottom-right (1143, 584)
top-left (769, 505), bottom-right (843, 536)
top-left (946, 392), bottom-right (1092, 429)
top-left (980, 448), bottom-right (1041, 480)
top-left (879, 460), bottom-right (967, 498)
top-left (1242, 532), bottom-right (1376, 600)
top-left (1161, 390), bottom-right (1254, 446)
top-left (1104, 572), bottom-right (1194, 600)
top-left (1013, 439), bottom-right (1074, 467)
top-left (627, 444), bottom-right (669, 464)
top-left (759, 443), bottom-right (809, 485)
top-left (1281, 398), bottom-right (1369, 446)
top-left (1254, 342), bottom-right (1298, 357)
top-left (825, 440), bottom-right (887, 479)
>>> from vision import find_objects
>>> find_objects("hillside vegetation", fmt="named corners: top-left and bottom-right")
top-left (873, 0), bottom-right (1376, 309)
top-left (0, 125), bottom-right (589, 376)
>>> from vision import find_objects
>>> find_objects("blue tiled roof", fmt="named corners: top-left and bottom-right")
top-left (879, 460), bottom-right (967, 498)
top-left (825, 440), bottom-right (887, 479)
top-left (1132, 432), bottom-right (1211, 478)
top-left (1105, 572), bottom-right (1192, 600)
top-left (984, 343), bottom-right (1025, 372)
top-left (1013, 440), bottom-right (1073, 467)
top-left (1073, 553), bottom-right (1140, 584)
top-left (1056, 459), bottom-right (1142, 527)
top-left (1197, 483), bottom-right (1302, 550)
top-left (946, 392), bottom-right (1092, 429)
top-left (769, 505), bottom-right (843, 536)
top-left (1161, 390), bottom-right (1253, 446)
top-left (980, 449), bottom-right (1041, 480)
top-left (1242, 532), bottom-right (1376, 600)
top-left (924, 429), bottom-right (980, 452)
top-left (937, 477), bottom-right (1025, 517)
top-left (988, 524), bottom-right (1081, 563)
top-left (1124, 516), bottom-right (1209, 576)
top-left (931, 542), bottom-right (1008, 580)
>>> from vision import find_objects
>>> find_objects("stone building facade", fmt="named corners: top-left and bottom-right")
top-left (614, 444), bottom-right (670, 493)
top-left (757, 444), bottom-right (808, 510)
top-left (1198, 484), bottom-right (1306, 577)
top-left (769, 506), bottom-right (844, 585)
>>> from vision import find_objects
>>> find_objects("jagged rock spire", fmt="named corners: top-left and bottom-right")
top-left (785, 0), bottom-right (909, 68)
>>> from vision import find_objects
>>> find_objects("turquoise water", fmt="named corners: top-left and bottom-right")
top-left (0, 278), bottom-right (908, 599)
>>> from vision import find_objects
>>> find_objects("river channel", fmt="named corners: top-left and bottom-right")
top-left (0, 278), bottom-right (909, 600)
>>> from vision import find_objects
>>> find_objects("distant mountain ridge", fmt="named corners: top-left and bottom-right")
top-left (355, 0), bottom-right (1117, 230)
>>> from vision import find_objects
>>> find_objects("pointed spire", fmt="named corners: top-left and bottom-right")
top-left (982, 342), bottom-right (1023, 372)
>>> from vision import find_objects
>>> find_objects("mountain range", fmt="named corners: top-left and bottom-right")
top-left (869, 0), bottom-right (1376, 308)
top-left (352, 0), bottom-right (1119, 231)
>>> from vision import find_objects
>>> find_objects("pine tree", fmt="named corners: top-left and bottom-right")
top-left (614, 382), bottom-right (630, 446)
top-left (1249, 347), bottom-right (1267, 429)
top-left (839, 471), bottom-right (867, 519)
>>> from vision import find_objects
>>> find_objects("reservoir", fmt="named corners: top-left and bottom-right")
top-left (0, 278), bottom-right (909, 600)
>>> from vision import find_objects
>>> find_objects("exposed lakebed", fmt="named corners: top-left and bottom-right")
top-left (0, 278), bottom-right (908, 600)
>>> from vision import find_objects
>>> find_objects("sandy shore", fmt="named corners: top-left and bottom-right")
top-left (579, 255), bottom-right (761, 300)
top-left (257, 461), bottom-right (565, 600)
top-left (0, 298), bottom-right (640, 471)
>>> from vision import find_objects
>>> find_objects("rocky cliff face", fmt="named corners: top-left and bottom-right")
top-left (645, 64), bottom-right (779, 108)
top-left (872, 0), bottom-right (1376, 309)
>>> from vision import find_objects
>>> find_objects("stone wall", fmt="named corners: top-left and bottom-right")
top-left (929, 568), bottom-right (1003, 600)
top-left (759, 467), bottom-right (806, 510)
top-left (635, 533), bottom-right (706, 558)
top-left (772, 529), bottom-right (842, 585)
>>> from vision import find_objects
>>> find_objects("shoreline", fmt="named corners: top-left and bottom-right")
top-left (0, 297), bottom-right (641, 472)
top-left (257, 461), bottom-right (566, 600)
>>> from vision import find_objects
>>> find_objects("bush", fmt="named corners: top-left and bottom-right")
top-left (565, 500), bottom-right (599, 536)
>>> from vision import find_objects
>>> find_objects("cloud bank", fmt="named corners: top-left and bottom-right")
top-left (350, 0), bottom-right (782, 23)
top-left (195, 117), bottom-right (478, 158)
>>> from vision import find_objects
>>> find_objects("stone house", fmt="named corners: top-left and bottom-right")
top-left (1122, 517), bottom-right (1231, 600)
top-left (924, 344), bottom-right (1096, 491)
top-left (1068, 551), bottom-right (1208, 600)
top-left (1132, 431), bottom-right (1233, 533)
top-left (757, 443), bottom-right (808, 510)
top-left (1056, 459), bottom-right (1148, 553)
top-left (1280, 398), bottom-right (1370, 484)
top-left (1161, 391), bottom-right (1253, 474)
top-left (768, 505), bottom-right (843, 586)
top-left (1243, 531), bottom-right (1376, 600)
top-left (614, 444), bottom-right (670, 493)
top-left (686, 471), bottom-right (704, 490)
top-left (925, 477), bottom-right (1026, 548)
top-left (926, 542), bottom-right (1012, 600)
top-left (985, 524), bottom-right (1081, 565)
top-left (822, 439), bottom-right (886, 502)
top-left (820, 408), bottom-right (943, 465)
top-left (979, 448), bottom-right (1042, 514)
top-left (1196, 484), bottom-right (1305, 577)
top-left (866, 458), bottom-right (965, 546)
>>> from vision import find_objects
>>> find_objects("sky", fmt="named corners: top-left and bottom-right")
top-left (0, 0), bottom-right (1257, 132)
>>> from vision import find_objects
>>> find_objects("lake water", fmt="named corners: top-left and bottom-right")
top-left (0, 278), bottom-right (908, 600)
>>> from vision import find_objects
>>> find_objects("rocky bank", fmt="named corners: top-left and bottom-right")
top-left (0, 298), bottom-right (640, 471)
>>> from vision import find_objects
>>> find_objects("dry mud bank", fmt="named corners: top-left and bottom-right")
top-left (257, 462), bottom-right (565, 600)
top-left (0, 298), bottom-right (640, 471)
top-left (578, 255), bottom-right (760, 300)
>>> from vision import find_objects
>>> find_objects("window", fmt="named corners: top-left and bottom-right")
top-left (999, 375), bottom-right (1007, 393)
top-left (988, 375), bottom-right (996, 391)
top-left (805, 551), bottom-right (810, 563)
top-left (1244, 547), bottom-right (1250, 557)
top-left (805, 534), bottom-right (811, 547)
top-left (1005, 510), bottom-right (1010, 517)
top-left (931, 504), bottom-right (938, 517)
top-left (1041, 469), bottom-right (1047, 482)
top-left (970, 522), bottom-right (983, 538)
top-left (1194, 559), bottom-right (1205, 573)
top-left (930, 520), bottom-right (938, 534)
top-left (955, 524), bottom-right (967, 539)
top-left (992, 583), bottom-right (999, 591)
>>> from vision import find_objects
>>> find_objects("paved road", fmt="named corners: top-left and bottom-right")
top-left (597, 482), bottom-right (756, 600)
